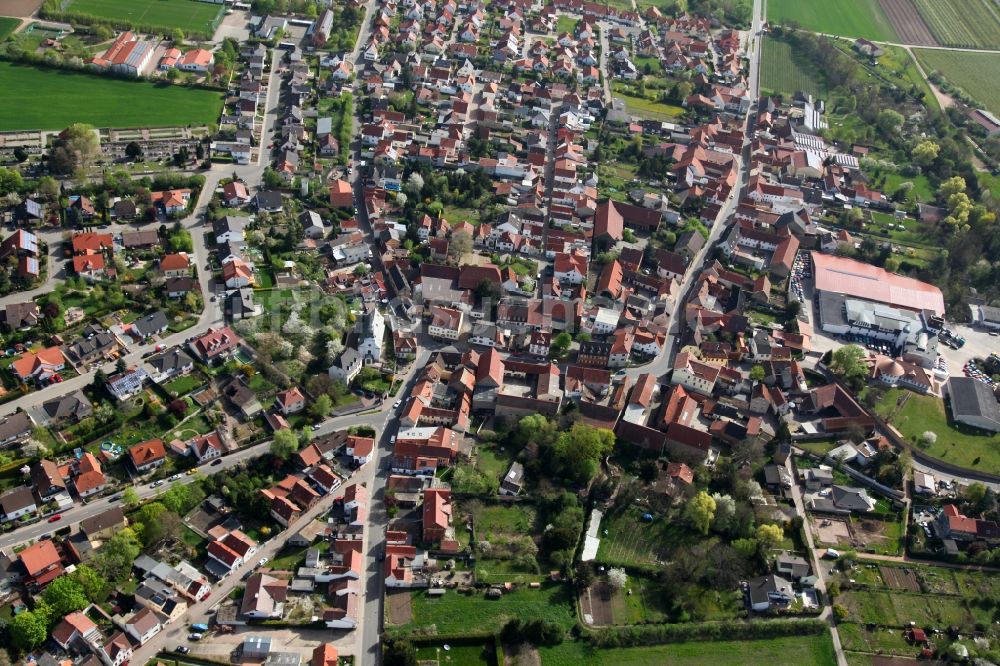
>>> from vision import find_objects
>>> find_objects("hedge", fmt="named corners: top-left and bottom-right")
top-left (581, 618), bottom-right (828, 648)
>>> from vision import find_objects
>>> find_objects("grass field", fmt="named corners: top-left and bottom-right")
top-left (0, 62), bottom-right (222, 131)
top-left (842, 589), bottom-right (973, 628)
top-left (914, 49), bottom-right (1000, 116)
top-left (767, 0), bottom-right (898, 41)
top-left (872, 388), bottom-right (1000, 473)
top-left (0, 17), bottom-right (20, 41)
top-left (396, 584), bottom-right (577, 635)
top-left (538, 633), bottom-right (837, 666)
top-left (913, 0), bottom-right (1000, 49)
top-left (612, 92), bottom-right (684, 121)
top-left (65, 0), bottom-right (222, 35)
top-left (555, 15), bottom-right (577, 35)
top-left (760, 36), bottom-right (828, 98)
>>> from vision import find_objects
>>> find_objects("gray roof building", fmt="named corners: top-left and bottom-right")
top-left (41, 390), bottom-right (94, 424)
top-left (133, 311), bottom-right (169, 338)
top-left (948, 377), bottom-right (1000, 433)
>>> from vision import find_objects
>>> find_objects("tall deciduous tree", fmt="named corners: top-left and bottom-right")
top-left (685, 490), bottom-right (716, 534)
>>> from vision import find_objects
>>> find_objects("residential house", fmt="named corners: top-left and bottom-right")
top-left (18, 539), bottom-right (64, 587)
top-left (41, 390), bottom-right (93, 425)
top-left (241, 573), bottom-right (288, 619)
top-left (189, 432), bottom-right (224, 463)
top-left (124, 606), bottom-right (162, 645)
top-left (129, 439), bottom-right (166, 473)
top-left (0, 487), bottom-right (37, 523)
top-left (747, 574), bottom-right (795, 611)
top-left (0, 412), bottom-right (33, 447)
top-left (106, 366), bottom-right (149, 402)
top-left (275, 387), bottom-right (306, 415)
top-left (189, 326), bottom-right (243, 363)
top-left (11, 347), bottom-right (65, 382)
top-left (73, 452), bottom-right (107, 498)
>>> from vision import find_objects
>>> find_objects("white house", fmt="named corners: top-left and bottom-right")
top-left (124, 607), bottom-right (162, 646)
top-left (356, 306), bottom-right (385, 365)
top-left (329, 348), bottom-right (362, 383)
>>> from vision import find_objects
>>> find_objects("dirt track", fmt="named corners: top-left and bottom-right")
top-left (879, 0), bottom-right (939, 46)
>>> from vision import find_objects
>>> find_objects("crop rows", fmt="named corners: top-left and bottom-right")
top-left (912, 0), bottom-right (1000, 49)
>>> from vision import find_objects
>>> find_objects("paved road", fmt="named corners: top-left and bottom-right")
top-left (358, 348), bottom-right (432, 665)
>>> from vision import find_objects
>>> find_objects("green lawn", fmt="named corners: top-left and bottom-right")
top-left (555, 15), bottom-right (577, 35)
top-left (761, 36), bottom-right (828, 98)
top-left (767, 0), bottom-right (898, 41)
top-left (473, 503), bottom-right (536, 540)
top-left (873, 388), bottom-right (1000, 473)
top-left (538, 633), bottom-right (837, 666)
top-left (0, 62), bottom-right (223, 131)
top-left (0, 17), bottom-right (20, 41)
top-left (914, 49), bottom-right (1000, 116)
top-left (416, 643), bottom-right (497, 666)
top-left (474, 444), bottom-right (515, 481)
top-left (613, 92), bottom-right (684, 121)
top-left (395, 584), bottom-right (577, 635)
top-left (796, 439), bottom-right (839, 456)
top-left (65, 0), bottom-right (223, 35)
top-left (843, 589), bottom-right (973, 628)
top-left (838, 623), bottom-right (915, 656)
top-left (163, 374), bottom-right (203, 398)
top-left (474, 558), bottom-right (547, 584)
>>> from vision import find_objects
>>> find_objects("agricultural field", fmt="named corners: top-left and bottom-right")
top-left (913, 0), bottom-right (1000, 49)
top-left (0, 62), bottom-right (223, 131)
top-left (871, 388), bottom-right (1000, 473)
top-left (394, 584), bottom-right (577, 635)
top-left (0, 17), bottom-right (20, 41)
top-left (914, 49), bottom-right (1000, 117)
top-left (760, 36), bottom-right (828, 98)
top-left (879, 0), bottom-right (937, 46)
top-left (538, 633), bottom-right (838, 666)
top-left (64, 0), bottom-right (223, 35)
top-left (766, 0), bottom-right (898, 41)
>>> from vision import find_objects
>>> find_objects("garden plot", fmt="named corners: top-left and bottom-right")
top-left (595, 507), bottom-right (678, 567)
top-left (843, 589), bottom-right (973, 628)
top-left (878, 566), bottom-right (919, 592)
top-left (465, 502), bottom-right (541, 583)
top-left (386, 589), bottom-right (413, 625)
top-left (580, 576), bottom-right (669, 626)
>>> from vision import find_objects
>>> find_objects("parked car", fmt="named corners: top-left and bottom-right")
top-left (150, 480), bottom-right (163, 488)
top-left (169, 474), bottom-right (182, 481)
top-left (188, 633), bottom-right (203, 641)
top-left (175, 647), bottom-right (190, 654)
top-left (211, 459), bottom-right (223, 466)
top-left (258, 557), bottom-right (269, 568)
